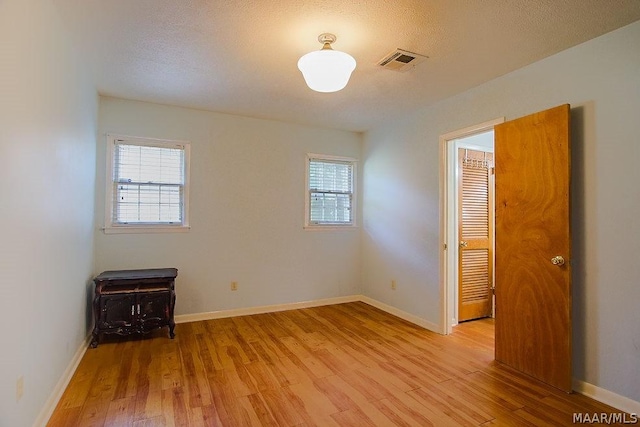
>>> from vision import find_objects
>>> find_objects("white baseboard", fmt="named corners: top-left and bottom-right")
top-left (174, 295), bottom-right (361, 324)
top-left (174, 294), bottom-right (441, 334)
top-left (359, 296), bottom-right (441, 333)
top-left (573, 379), bottom-right (640, 415)
top-left (34, 334), bottom-right (91, 427)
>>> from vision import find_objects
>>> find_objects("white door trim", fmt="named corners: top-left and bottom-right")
top-left (438, 118), bottom-right (504, 335)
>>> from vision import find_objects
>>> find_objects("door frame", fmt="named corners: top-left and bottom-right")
top-left (439, 117), bottom-right (504, 335)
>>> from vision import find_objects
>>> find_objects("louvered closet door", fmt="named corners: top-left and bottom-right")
top-left (458, 148), bottom-right (494, 322)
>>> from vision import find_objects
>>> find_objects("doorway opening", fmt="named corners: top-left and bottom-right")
top-left (439, 106), bottom-right (572, 391)
top-left (439, 118), bottom-right (504, 335)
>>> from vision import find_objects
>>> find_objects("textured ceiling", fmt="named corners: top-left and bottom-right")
top-left (53, 0), bottom-right (640, 132)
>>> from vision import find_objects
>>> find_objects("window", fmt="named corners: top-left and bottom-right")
top-left (105, 134), bottom-right (190, 233)
top-left (305, 154), bottom-right (356, 228)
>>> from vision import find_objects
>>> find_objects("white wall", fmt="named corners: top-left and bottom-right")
top-left (95, 98), bottom-right (362, 315)
top-left (363, 21), bottom-right (640, 403)
top-left (0, 0), bottom-right (98, 425)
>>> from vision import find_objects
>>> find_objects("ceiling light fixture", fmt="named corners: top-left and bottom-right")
top-left (298, 33), bottom-right (356, 93)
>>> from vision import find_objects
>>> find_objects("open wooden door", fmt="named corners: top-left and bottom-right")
top-left (458, 149), bottom-right (494, 322)
top-left (494, 104), bottom-right (572, 392)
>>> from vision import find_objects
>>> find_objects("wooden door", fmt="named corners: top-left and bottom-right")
top-left (458, 148), bottom-right (494, 322)
top-left (494, 104), bottom-right (572, 392)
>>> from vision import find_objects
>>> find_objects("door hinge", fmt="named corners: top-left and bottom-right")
top-left (443, 243), bottom-right (447, 250)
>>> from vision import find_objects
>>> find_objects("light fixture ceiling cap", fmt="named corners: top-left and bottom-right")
top-left (318, 33), bottom-right (337, 45)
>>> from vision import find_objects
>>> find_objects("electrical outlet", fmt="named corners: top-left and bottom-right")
top-left (391, 280), bottom-right (397, 290)
top-left (231, 281), bottom-right (238, 291)
top-left (16, 376), bottom-right (24, 402)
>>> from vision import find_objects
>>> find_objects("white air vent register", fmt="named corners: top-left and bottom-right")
top-left (378, 48), bottom-right (428, 72)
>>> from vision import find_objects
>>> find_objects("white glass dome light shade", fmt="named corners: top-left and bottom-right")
top-left (298, 34), bottom-right (356, 93)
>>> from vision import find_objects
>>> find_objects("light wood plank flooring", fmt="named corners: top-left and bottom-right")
top-left (49, 302), bottom-right (624, 426)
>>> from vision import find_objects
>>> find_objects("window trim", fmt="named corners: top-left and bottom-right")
top-left (104, 134), bottom-right (191, 234)
top-left (304, 153), bottom-right (357, 230)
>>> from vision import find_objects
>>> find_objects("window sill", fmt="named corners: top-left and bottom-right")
top-left (304, 224), bottom-right (359, 231)
top-left (103, 225), bottom-right (191, 234)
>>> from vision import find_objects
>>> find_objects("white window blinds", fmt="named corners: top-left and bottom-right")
top-left (308, 158), bottom-right (354, 225)
top-left (112, 141), bottom-right (186, 224)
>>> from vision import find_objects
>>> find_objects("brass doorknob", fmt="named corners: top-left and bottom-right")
top-left (459, 241), bottom-right (468, 248)
top-left (551, 256), bottom-right (565, 266)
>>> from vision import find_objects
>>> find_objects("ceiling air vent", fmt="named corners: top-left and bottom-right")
top-left (377, 49), bottom-right (428, 72)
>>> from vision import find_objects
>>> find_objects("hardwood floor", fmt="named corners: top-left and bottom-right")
top-left (49, 302), bottom-right (624, 426)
